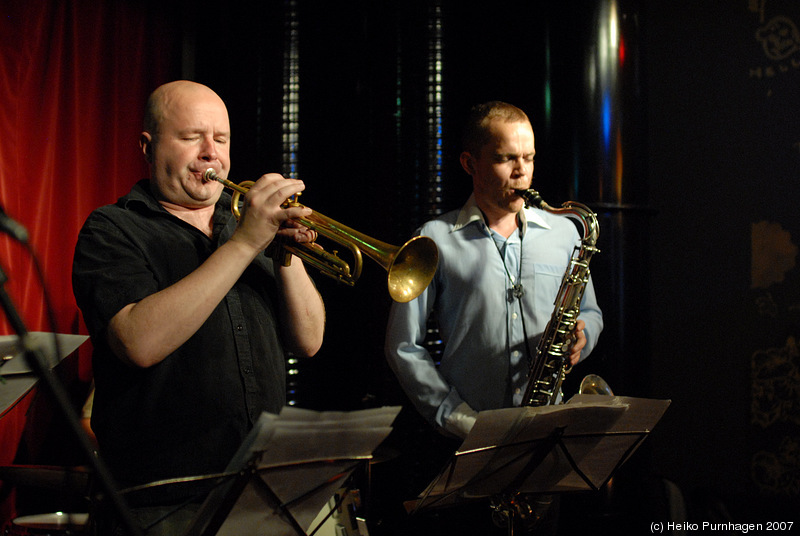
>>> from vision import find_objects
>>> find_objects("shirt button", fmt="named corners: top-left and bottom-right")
top-left (512, 312), bottom-right (518, 320)
top-left (243, 366), bottom-right (252, 374)
top-left (236, 324), bottom-right (244, 331)
top-left (515, 388), bottom-right (521, 395)
top-left (511, 350), bottom-right (521, 358)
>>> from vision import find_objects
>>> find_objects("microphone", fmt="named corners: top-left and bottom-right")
top-left (0, 206), bottom-right (29, 243)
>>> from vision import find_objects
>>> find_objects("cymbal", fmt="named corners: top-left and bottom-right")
top-left (0, 464), bottom-right (91, 493)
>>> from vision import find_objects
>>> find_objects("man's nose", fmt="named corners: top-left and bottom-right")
top-left (199, 136), bottom-right (217, 161)
top-left (511, 157), bottom-right (527, 172)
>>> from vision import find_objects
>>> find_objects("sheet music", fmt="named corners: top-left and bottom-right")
top-left (0, 332), bottom-right (88, 374)
top-left (1, 332), bottom-right (90, 418)
top-left (411, 395), bottom-right (670, 511)
top-left (550, 394), bottom-right (673, 492)
top-left (186, 406), bottom-right (401, 536)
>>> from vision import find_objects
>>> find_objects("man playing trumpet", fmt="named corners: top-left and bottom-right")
top-left (72, 80), bottom-right (325, 535)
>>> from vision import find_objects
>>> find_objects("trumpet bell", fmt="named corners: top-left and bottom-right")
top-left (204, 168), bottom-right (439, 303)
top-left (299, 209), bottom-right (438, 303)
top-left (387, 235), bottom-right (438, 303)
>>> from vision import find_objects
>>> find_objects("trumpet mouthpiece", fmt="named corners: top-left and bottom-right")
top-left (203, 168), bottom-right (218, 182)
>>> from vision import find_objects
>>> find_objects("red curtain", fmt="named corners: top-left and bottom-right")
top-left (0, 0), bottom-right (179, 523)
top-left (0, 0), bottom-right (179, 336)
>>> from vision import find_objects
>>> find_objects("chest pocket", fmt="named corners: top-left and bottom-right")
top-left (532, 262), bottom-right (565, 303)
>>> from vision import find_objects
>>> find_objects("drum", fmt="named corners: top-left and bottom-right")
top-left (4, 512), bottom-right (88, 535)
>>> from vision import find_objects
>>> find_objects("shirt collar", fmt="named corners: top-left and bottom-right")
top-left (122, 179), bottom-right (163, 212)
top-left (452, 193), bottom-right (551, 234)
top-left (122, 180), bottom-right (234, 241)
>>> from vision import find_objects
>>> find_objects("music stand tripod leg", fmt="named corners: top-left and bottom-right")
top-left (490, 426), bottom-right (566, 536)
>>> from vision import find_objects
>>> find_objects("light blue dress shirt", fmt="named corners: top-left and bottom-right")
top-left (385, 194), bottom-right (603, 430)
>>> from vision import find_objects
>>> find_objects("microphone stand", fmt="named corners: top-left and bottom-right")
top-left (0, 262), bottom-right (143, 536)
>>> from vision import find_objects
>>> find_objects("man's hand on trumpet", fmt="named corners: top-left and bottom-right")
top-left (280, 219), bottom-right (319, 244)
top-left (229, 173), bottom-right (314, 253)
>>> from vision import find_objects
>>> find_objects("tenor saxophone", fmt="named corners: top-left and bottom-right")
top-left (490, 190), bottom-right (605, 531)
top-left (515, 188), bottom-right (601, 407)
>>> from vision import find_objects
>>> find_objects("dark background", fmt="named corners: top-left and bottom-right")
top-left (9, 0), bottom-right (797, 532)
top-left (177, 0), bottom-right (800, 528)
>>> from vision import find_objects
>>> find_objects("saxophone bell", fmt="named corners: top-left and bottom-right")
top-left (578, 374), bottom-right (614, 396)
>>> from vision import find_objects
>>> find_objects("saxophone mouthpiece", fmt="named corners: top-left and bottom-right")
top-left (514, 188), bottom-right (543, 209)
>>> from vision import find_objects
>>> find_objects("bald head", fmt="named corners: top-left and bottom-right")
top-left (139, 80), bottom-right (231, 208)
top-left (143, 81), bottom-right (226, 140)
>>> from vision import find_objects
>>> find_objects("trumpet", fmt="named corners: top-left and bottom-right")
top-left (203, 169), bottom-right (439, 303)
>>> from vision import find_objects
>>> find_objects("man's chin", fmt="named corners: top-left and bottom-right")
top-left (507, 196), bottom-right (526, 212)
top-left (188, 195), bottom-right (221, 209)
top-left (188, 181), bottom-right (223, 203)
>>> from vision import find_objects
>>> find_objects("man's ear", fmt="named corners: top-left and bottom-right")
top-left (140, 132), bottom-right (153, 163)
top-left (459, 151), bottom-right (475, 175)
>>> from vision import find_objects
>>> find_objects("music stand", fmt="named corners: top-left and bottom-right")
top-left (0, 266), bottom-right (143, 536)
top-left (183, 405), bottom-right (401, 536)
top-left (407, 395), bottom-right (669, 524)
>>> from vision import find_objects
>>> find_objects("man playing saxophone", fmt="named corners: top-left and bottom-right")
top-left (384, 101), bottom-right (603, 534)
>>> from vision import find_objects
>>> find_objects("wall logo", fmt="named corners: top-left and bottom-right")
top-left (755, 16), bottom-right (800, 60)
top-left (748, 2), bottom-right (800, 89)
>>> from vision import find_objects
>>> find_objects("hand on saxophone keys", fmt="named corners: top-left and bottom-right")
top-left (568, 319), bottom-right (587, 367)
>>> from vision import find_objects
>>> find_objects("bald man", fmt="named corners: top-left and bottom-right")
top-left (73, 80), bottom-right (325, 534)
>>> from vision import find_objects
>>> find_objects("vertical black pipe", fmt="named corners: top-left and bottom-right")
top-left (562, 0), bottom-right (651, 400)
top-left (555, 3), bottom-right (656, 531)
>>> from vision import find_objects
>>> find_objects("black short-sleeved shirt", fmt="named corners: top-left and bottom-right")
top-left (72, 180), bottom-right (287, 506)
